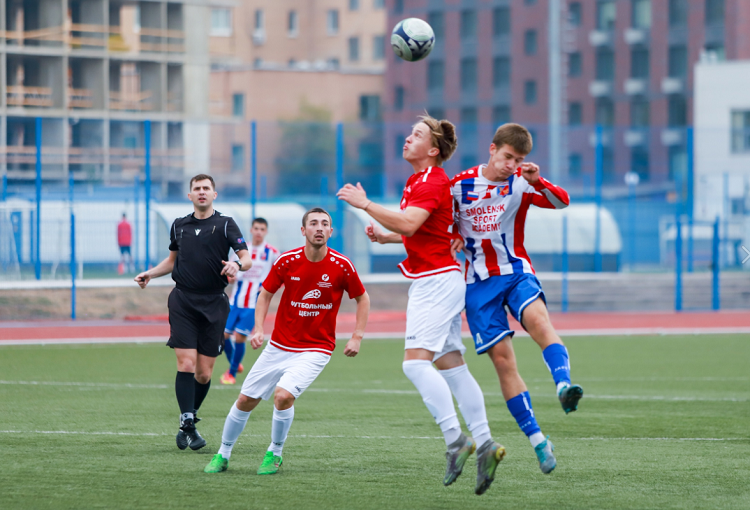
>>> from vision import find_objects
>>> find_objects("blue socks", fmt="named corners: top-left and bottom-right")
top-left (542, 343), bottom-right (571, 387)
top-left (223, 337), bottom-right (234, 364)
top-left (229, 342), bottom-right (246, 377)
top-left (506, 391), bottom-right (541, 437)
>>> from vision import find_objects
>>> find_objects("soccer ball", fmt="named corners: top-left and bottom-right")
top-left (391, 18), bottom-right (435, 62)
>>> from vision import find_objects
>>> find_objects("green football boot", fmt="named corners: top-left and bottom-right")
top-left (474, 440), bottom-right (506, 495)
top-left (534, 436), bottom-right (557, 474)
top-left (558, 384), bottom-right (584, 414)
top-left (443, 434), bottom-right (476, 486)
top-left (204, 454), bottom-right (228, 473)
top-left (257, 451), bottom-right (283, 475)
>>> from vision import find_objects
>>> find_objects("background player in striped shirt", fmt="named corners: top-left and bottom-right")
top-left (221, 218), bottom-right (279, 385)
top-left (338, 116), bottom-right (505, 495)
top-left (204, 208), bottom-right (370, 476)
top-left (451, 123), bottom-right (584, 474)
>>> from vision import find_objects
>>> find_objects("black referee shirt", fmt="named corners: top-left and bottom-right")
top-left (168, 210), bottom-right (248, 294)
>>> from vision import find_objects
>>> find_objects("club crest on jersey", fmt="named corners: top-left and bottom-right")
top-left (302, 289), bottom-right (321, 300)
top-left (195, 229), bottom-right (201, 235)
top-left (321, 274), bottom-right (329, 281)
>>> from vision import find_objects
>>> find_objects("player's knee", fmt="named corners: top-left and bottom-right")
top-left (274, 388), bottom-right (295, 410)
top-left (236, 394), bottom-right (260, 412)
top-left (235, 334), bottom-right (247, 344)
top-left (194, 371), bottom-right (211, 385)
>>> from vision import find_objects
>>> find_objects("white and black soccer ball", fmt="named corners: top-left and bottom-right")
top-left (391, 18), bottom-right (435, 62)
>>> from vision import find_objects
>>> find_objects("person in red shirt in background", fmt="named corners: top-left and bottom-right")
top-left (117, 213), bottom-right (133, 274)
top-left (204, 207), bottom-right (370, 476)
top-left (337, 115), bottom-right (505, 496)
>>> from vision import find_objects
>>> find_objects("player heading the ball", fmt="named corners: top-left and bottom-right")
top-left (338, 115), bottom-right (505, 496)
top-left (204, 208), bottom-right (370, 476)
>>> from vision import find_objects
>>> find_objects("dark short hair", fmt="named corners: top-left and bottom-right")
top-left (302, 207), bottom-right (332, 227)
top-left (492, 123), bottom-right (533, 155)
top-left (189, 174), bottom-right (216, 190)
top-left (252, 217), bottom-right (268, 227)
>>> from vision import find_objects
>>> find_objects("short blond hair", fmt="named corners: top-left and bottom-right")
top-left (417, 114), bottom-right (458, 165)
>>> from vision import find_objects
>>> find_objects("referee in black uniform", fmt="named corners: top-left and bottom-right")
top-left (135, 174), bottom-right (252, 450)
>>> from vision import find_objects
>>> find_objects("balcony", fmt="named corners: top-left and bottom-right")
top-left (661, 128), bottom-right (684, 146)
top-left (589, 80), bottom-right (613, 97)
top-left (624, 129), bottom-right (647, 147)
top-left (661, 77), bottom-right (684, 94)
top-left (0, 25), bottom-right (185, 53)
top-left (7, 86), bottom-right (53, 107)
top-left (624, 78), bottom-right (648, 95)
top-left (109, 90), bottom-right (154, 111)
top-left (68, 88), bottom-right (93, 108)
top-left (588, 30), bottom-right (613, 47)
top-left (588, 129), bottom-right (613, 147)
top-left (624, 28), bottom-right (649, 45)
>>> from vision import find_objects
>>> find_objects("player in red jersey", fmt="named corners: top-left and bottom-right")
top-left (204, 208), bottom-right (370, 476)
top-left (337, 115), bottom-right (505, 495)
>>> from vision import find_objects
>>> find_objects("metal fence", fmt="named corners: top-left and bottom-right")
top-left (1, 118), bottom-right (749, 317)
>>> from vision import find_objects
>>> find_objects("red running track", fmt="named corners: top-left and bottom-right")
top-left (1, 310), bottom-right (750, 345)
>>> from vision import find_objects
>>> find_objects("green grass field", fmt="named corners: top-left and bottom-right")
top-left (1, 335), bottom-right (749, 509)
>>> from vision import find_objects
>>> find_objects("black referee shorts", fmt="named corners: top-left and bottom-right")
top-left (167, 288), bottom-right (230, 357)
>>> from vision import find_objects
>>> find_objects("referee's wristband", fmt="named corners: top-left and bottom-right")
top-left (233, 260), bottom-right (242, 271)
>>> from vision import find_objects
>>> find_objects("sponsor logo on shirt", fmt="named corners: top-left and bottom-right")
top-left (291, 276), bottom-right (300, 281)
top-left (290, 300), bottom-right (332, 310)
top-left (321, 274), bottom-right (329, 281)
top-left (302, 289), bottom-right (321, 300)
top-left (195, 229), bottom-right (201, 235)
top-left (237, 237), bottom-right (245, 243)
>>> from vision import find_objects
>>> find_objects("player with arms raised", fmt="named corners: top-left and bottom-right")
top-left (338, 115), bottom-right (504, 495)
top-left (451, 123), bottom-right (583, 474)
top-left (221, 217), bottom-right (279, 385)
top-left (204, 208), bottom-right (370, 475)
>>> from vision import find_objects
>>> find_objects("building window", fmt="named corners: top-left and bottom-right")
top-left (394, 0), bottom-right (403, 14)
top-left (569, 153), bottom-right (583, 176)
top-left (373, 35), bottom-right (385, 60)
top-left (631, 48), bottom-right (649, 78)
top-left (569, 52), bottom-right (582, 76)
top-left (461, 107), bottom-right (478, 134)
top-left (460, 58), bottom-right (478, 91)
top-left (630, 98), bottom-right (650, 127)
top-left (631, 0), bottom-right (651, 29)
top-left (493, 7), bottom-right (510, 37)
top-left (525, 0), bottom-right (537, 4)
top-left (668, 95), bottom-right (687, 126)
top-left (597, 0), bottom-right (616, 31)
top-left (460, 10), bottom-right (477, 39)
top-left (524, 29), bottom-right (537, 55)
top-left (524, 80), bottom-right (537, 105)
top-left (731, 111), bottom-right (750, 153)
top-left (493, 56), bottom-right (510, 87)
top-left (596, 48), bottom-right (615, 80)
top-left (569, 102), bottom-right (582, 125)
top-left (210, 8), bottom-right (232, 37)
top-left (595, 98), bottom-right (615, 126)
top-left (428, 108), bottom-right (445, 121)
top-left (349, 37), bottom-right (360, 61)
top-left (254, 9), bottom-right (264, 30)
top-left (349, 0), bottom-right (359, 11)
top-left (395, 134), bottom-right (405, 157)
top-left (668, 46), bottom-right (688, 77)
top-left (394, 86), bottom-right (404, 111)
top-left (231, 144), bottom-right (244, 172)
top-left (493, 105), bottom-right (511, 125)
top-left (232, 93), bottom-right (244, 118)
top-left (374, 0), bottom-right (385, 9)
top-left (427, 60), bottom-right (444, 91)
top-left (669, 0), bottom-right (688, 27)
top-left (360, 95), bottom-right (380, 121)
top-left (288, 10), bottom-right (298, 37)
top-left (428, 11), bottom-right (445, 39)
top-left (569, 2), bottom-right (582, 26)
top-left (327, 58), bottom-right (340, 69)
top-left (631, 147), bottom-right (649, 181)
top-left (327, 10), bottom-right (339, 35)
top-left (705, 0), bottom-right (725, 25)
top-left (668, 146), bottom-right (687, 180)
top-left (704, 43), bottom-right (725, 61)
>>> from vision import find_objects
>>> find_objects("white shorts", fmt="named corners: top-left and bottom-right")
top-left (240, 343), bottom-right (331, 400)
top-left (405, 269), bottom-right (466, 361)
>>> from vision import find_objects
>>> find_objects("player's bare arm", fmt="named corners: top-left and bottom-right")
top-left (343, 291), bottom-right (370, 358)
top-left (337, 182), bottom-right (430, 237)
top-left (221, 249), bottom-right (252, 278)
top-left (250, 287), bottom-right (273, 349)
top-left (365, 221), bottom-right (402, 244)
top-left (134, 251), bottom-right (177, 288)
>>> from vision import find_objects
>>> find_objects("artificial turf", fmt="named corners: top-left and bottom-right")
top-left (1, 334), bottom-right (748, 509)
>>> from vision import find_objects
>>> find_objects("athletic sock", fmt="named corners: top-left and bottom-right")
top-left (217, 402), bottom-right (251, 460)
top-left (439, 364), bottom-right (492, 447)
top-left (229, 342), bottom-right (246, 377)
top-left (175, 371), bottom-right (196, 415)
top-left (506, 391), bottom-right (542, 445)
top-left (193, 378), bottom-right (211, 413)
top-left (223, 337), bottom-right (234, 364)
top-left (268, 406), bottom-right (295, 456)
top-left (403, 360), bottom-right (462, 446)
top-left (542, 343), bottom-right (571, 387)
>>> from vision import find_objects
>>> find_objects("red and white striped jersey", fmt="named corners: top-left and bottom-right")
top-left (227, 242), bottom-right (279, 309)
top-left (451, 165), bottom-right (569, 283)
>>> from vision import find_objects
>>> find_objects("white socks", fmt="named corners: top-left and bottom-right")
top-left (268, 406), bottom-right (295, 456)
top-left (217, 402), bottom-right (251, 459)
top-left (529, 432), bottom-right (546, 448)
top-left (440, 364), bottom-right (492, 448)
top-left (403, 360), bottom-right (462, 446)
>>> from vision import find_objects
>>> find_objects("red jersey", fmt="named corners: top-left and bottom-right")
top-left (117, 220), bottom-right (132, 247)
top-left (398, 167), bottom-right (461, 279)
top-left (261, 247), bottom-right (366, 356)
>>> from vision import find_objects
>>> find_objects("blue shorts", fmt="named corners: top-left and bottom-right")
top-left (224, 306), bottom-right (255, 337)
top-left (465, 273), bottom-right (546, 355)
